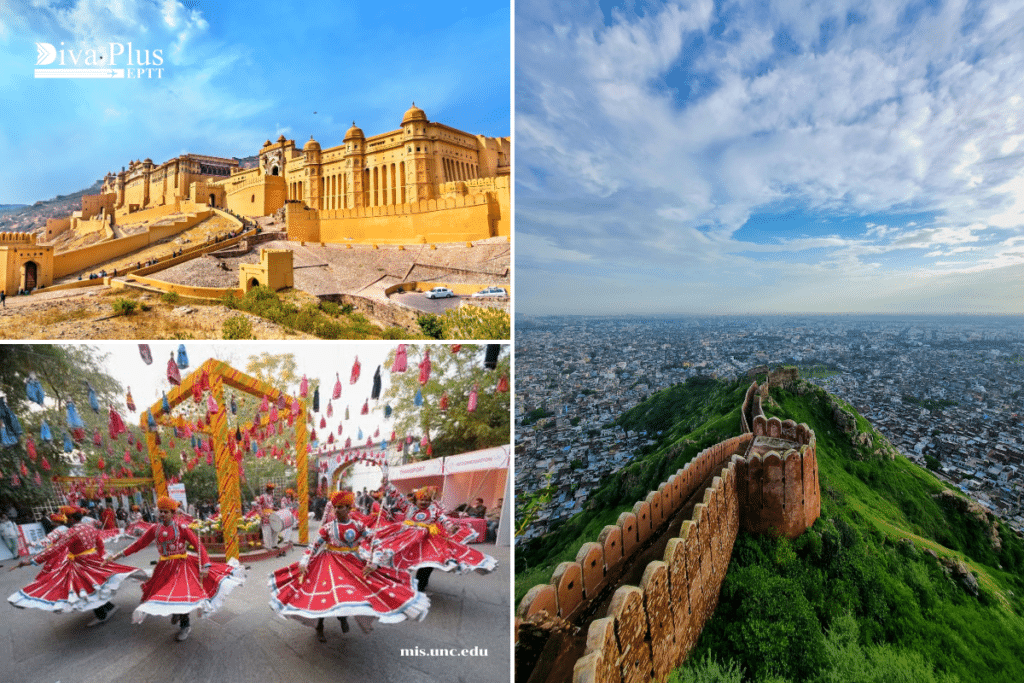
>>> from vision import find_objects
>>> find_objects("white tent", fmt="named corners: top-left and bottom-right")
top-left (390, 445), bottom-right (511, 545)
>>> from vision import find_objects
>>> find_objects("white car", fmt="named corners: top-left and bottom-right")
top-left (471, 286), bottom-right (508, 298)
top-left (425, 287), bottom-right (455, 299)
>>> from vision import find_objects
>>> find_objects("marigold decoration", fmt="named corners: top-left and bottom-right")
top-left (167, 352), bottom-right (181, 385)
top-left (139, 343), bottom-right (152, 365)
top-left (418, 349), bottom-right (431, 385)
top-left (333, 373), bottom-right (342, 399)
top-left (468, 385), bottom-right (479, 413)
top-left (496, 374), bottom-right (509, 393)
top-left (392, 344), bottom-right (408, 372)
top-left (126, 388), bottom-right (136, 412)
top-left (350, 357), bottom-right (361, 384)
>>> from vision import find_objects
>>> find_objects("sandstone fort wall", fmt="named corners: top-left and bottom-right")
top-left (517, 383), bottom-right (820, 683)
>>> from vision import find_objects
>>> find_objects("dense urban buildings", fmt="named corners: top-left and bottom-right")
top-left (516, 315), bottom-right (1024, 541)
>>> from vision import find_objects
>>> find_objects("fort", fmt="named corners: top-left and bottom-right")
top-left (0, 105), bottom-right (509, 321)
top-left (515, 376), bottom-right (820, 683)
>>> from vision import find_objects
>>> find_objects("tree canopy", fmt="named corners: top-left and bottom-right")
top-left (381, 344), bottom-right (510, 459)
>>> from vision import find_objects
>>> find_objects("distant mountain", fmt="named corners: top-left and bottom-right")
top-left (0, 204), bottom-right (29, 214)
top-left (516, 374), bottom-right (1024, 683)
top-left (0, 180), bottom-right (104, 234)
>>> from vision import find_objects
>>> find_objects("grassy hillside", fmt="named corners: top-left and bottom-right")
top-left (516, 377), bottom-right (1024, 682)
top-left (515, 376), bottom-right (748, 602)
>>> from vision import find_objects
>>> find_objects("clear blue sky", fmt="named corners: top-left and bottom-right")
top-left (516, 0), bottom-right (1024, 315)
top-left (0, 0), bottom-right (509, 204)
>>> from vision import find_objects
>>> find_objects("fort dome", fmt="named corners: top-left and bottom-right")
top-left (303, 136), bottom-right (321, 151)
top-left (277, 134), bottom-right (287, 143)
top-left (344, 122), bottom-right (364, 140)
top-left (401, 102), bottom-right (427, 125)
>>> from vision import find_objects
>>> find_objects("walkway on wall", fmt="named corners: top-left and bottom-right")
top-left (520, 467), bottom-right (723, 683)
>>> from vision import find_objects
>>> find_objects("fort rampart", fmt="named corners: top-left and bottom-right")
top-left (517, 382), bottom-right (820, 683)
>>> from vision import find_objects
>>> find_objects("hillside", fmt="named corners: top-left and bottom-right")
top-left (515, 375), bottom-right (1024, 682)
top-left (0, 180), bottom-right (104, 233)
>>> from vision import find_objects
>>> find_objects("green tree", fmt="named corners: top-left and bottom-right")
top-left (381, 344), bottom-right (509, 459)
top-left (0, 345), bottom-right (124, 512)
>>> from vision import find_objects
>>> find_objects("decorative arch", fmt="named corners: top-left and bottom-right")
top-left (142, 359), bottom-right (308, 561)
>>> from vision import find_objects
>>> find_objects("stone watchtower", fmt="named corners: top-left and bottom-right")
top-left (0, 232), bottom-right (54, 293)
top-left (343, 122), bottom-right (367, 209)
top-left (303, 136), bottom-right (322, 210)
top-left (401, 103), bottom-right (434, 202)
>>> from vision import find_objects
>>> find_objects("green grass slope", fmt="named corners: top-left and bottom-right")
top-left (516, 376), bottom-right (1024, 682)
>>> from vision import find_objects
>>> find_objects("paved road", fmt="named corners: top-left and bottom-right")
top-left (0, 529), bottom-right (510, 683)
top-left (388, 291), bottom-right (463, 314)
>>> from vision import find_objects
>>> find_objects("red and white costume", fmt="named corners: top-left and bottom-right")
top-left (125, 511), bottom-right (152, 538)
top-left (370, 486), bottom-right (497, 574)
top-left (258, 491), bottom-right (277, 549)
top-left (269, 518), bottom-right (428, 624)
top-left (8, 523), bottom-right (144, 612)
top-left (119, 520), bottom-right (245, 622)
top-left (351, 501), bottom-right (394, 530)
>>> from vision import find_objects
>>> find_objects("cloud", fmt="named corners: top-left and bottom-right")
top-left (516, 0), bottom-right (1024, 313)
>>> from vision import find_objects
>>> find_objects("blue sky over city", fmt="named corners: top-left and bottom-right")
top-left (0, 0), bottom-right (509, 204)
top-left (517, 0), bottom-right (1024, 314)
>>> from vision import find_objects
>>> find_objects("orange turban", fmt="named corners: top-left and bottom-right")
top-left (156, 496), bottom-right (179, 511)
top-left (50, 513), bottom-right (67, 524)
top-left (414, 486), bottom-right (438, 502)
top-left (331, 491), bottom-right (355, 507)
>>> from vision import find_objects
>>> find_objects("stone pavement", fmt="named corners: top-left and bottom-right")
top-left (0, 530), bottom-right (510, 683)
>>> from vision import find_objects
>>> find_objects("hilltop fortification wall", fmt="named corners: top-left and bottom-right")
top-left (517, 382), bottom-right (820, 683)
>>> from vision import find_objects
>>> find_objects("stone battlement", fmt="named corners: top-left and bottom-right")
top-left (0, 232), bottom-right (36, 244)
top-left (516, 380), bottom-right (820, 683)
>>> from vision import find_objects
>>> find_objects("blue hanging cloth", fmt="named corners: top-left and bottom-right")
top-left (380, 440), bottom-right (387, 451)
top-left (26, 374), bottom-right (45, 405)
top-left (63, 432), bottom-right (74, 453)
top-left (1, 424), bottom-right (17, 447)
top-left (40, 420), bottom-right (53, 441)
top-left (177, 344), bottom-right (189, 369)
top-left (0, 397), bottom-right (22, 436)
top-left (357, 428), bottom-right (363, 440)
top-left (191, 434), bottom-right (197, 448)
top-left (414, 389), bottom-right (422, 407)
top-left (230, 396), bottom-right (237, 415)
top-left (413, 442), bottom-right (420, 453)
top-left (147, 410), bottom-right (157, 429)
top-left (384, 404), bottom-right (392, 418)
top-left (67, 400), bottom-right (85, 429)
top-left (162, 392), bottom-right (170, 413)
top-left (88, 385), bottom-right (99, 412)
top-left (312, 387), bottom-right (320, 412)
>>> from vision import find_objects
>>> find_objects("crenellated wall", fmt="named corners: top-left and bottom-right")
top-left (517, 383), bottom-right (820, 683)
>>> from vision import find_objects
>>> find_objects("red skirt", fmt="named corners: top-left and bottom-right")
top-left (269, 549), bottom-right (428, 623)
top-left (369, 522), bottom-right (497, 573)
top-left (131, 555), bottom-right (245, 622)
top-left (8, 552), bottom-right (145, 613)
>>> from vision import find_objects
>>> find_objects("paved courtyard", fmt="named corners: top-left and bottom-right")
top-left (0, 527), bottom-right (510, 683)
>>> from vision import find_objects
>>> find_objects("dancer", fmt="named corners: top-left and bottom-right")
top-left (374, 482), bottom-right (497, 591)
top-left (258, 483), bottom-right (278, 550)
top-left (105, 496), bottom-right (245, 641)
top-left (269, 490), bottom-right (428, 642)
top-left (8, 506), bottom-right (144, 626)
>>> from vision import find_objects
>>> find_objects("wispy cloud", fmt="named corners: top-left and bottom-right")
top-left (517, 0), bottom-right (1024, 314)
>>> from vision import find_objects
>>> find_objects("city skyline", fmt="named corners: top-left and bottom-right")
top-left (516, 0), bottom-right (1024, 315)
top-left (0, 0), bottom-right (510, 205)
